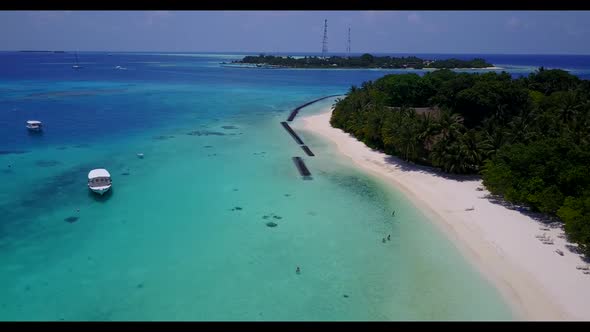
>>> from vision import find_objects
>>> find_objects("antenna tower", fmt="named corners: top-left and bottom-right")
top-left (321, 19), bottom-right (328, 59)
top-left (346, 27), bottom-right (351, 57)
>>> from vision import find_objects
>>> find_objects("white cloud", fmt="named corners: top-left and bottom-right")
top-left (27, 11), bottom-right (72, 25)
top-left (506, 16), bottom-right (522, 30)
top-left (506, 16), bottom-right (533, 31)
top-left (406, 12), bottom-right (440, 33)
top-left (407, 13), bottom-right (422, 25)
top-left (145, 11), bottom-right (173, 26)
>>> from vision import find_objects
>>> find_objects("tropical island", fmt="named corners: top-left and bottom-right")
top-left (327, 68), bottom-right (590, 257)
top-left (230, 54), bottom-right (495, 69)
top-left (298, 67), bottom-right (590, 319)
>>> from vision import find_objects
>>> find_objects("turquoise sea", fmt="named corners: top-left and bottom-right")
top-left (3, 52), bottom-right (589, 321)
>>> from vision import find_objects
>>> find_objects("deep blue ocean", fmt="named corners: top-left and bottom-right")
top-left (0, 51), bottom-right (588, 320)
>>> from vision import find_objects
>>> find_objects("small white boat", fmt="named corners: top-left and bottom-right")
top-left (88, 169), bottom-right (112, 195)
top-left (26, 120), bottom-right (43, 131)
top-left (137, 153), bottom-right (144, 159)
top-left (72, 51), bottom-right (82, 69)
top-left (114, 65), bottom-right (127, 70)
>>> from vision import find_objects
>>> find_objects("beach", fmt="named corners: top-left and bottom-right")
top-left (298, 106), bottom-right (590, 321)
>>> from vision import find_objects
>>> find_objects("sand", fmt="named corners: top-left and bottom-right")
top-left (298, 107), bottom-right (590, 321)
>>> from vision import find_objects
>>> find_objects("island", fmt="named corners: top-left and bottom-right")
top-left (327, 68), bottom-right (590, 258)
top-left (299, 67), bottom-right (590, 320)
top-left (229, 53), bottom-right (495, 69)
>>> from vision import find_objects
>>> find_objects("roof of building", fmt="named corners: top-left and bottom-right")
top-left (88, 169), bottom-right (111, 179)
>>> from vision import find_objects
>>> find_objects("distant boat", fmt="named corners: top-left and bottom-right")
top-left (88, 169), bottom-right (112, 195)
top-left (114, 65), bottom-right (127, 70)
top-left (72, 51), bottom-right (82, 69)
top-left (26, 120), bottom-right (43, 131)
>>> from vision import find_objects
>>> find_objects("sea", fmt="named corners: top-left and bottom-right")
top-left (1, 51), bottom-right (589, 321)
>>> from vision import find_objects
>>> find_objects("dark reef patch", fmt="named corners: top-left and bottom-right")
top-left (35, 160), bottom-right (61, 167)
top-left (221, 125), bottom-right (238, 130)
top-left (152, 135), bottom-right (174, 141)
top-left (187, 130), bottom-right (226, 136)
top-left (327, 173), bottom-right (384, 203)
top-left (64, 216), bottom-right (79, 223)
top-left (0, 150), bottom-right (29, 155)
top-left (24, 88), bottom-right (127, 99)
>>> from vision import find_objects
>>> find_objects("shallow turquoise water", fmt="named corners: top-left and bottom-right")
top-left (0, 52), bottom-right (517, 320)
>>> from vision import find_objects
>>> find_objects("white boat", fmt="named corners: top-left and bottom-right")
top-left (26, 120), bottom-right (42, 131)
top-left (115, 65), bottom-right (127, 70)
top-left (72, 51), bottom-right (82, 69)
top-left (88, 169), bottom-right (112, 195)
top-left (137, 153), bottom-right (144, 159)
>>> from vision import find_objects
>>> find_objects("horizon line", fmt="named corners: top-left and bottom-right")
top-left (3, 50), bottom-right (590, 56)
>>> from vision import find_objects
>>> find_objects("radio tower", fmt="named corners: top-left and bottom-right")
top-left (321, 19), bottom-right (328, 59)
top-left (346, 27), bottom-right (351, 58)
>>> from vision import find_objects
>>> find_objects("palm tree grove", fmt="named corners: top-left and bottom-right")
top-left (330, 68), bottom-right (590, 256)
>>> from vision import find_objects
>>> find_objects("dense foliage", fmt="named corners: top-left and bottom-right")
top-left (330, 68), bottom-right (590, 256)
top-left (235, 54), bottom-right (493, 69)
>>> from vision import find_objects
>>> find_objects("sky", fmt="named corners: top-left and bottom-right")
top-left (1, 11), bottom-right (590, 54)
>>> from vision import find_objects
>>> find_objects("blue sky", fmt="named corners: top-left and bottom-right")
top-left (1, 11), bottom-right (589, 54)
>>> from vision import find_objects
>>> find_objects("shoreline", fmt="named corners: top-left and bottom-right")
top-left (224, 64), bottom-right (504, 71)
top-left (297, 106), bottom-right (590, 321)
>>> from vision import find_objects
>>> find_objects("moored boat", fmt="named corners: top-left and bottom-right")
top-left (88, 169), bottom-right (112, 195)
top-left (26, 120), bottom-right (42, 131)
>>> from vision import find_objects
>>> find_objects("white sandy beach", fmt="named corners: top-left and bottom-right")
top-left (298, 107), bottom-right (590, 321)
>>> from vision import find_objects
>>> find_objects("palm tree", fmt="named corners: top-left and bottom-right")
top-left (461, 130), bottom-right (484, 171)
top-left (396, 116), bottom-right (420, 162)
top-left (437, 109), bottom-right (464, 141)
top-left (552, 91), bottom-right (579, 124)
top-left (417, 112), bottom-right (441, 152)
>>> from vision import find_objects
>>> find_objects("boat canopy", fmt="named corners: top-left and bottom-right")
top-left (26, 120), bottom-right (42, 125)
top-left (88, 169), bottom-right (111, 180)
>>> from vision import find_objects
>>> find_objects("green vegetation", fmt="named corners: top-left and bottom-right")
top-left (234, 54), bottom-right (493, 69)
top-left (330, 68), bottom-right (590, 256)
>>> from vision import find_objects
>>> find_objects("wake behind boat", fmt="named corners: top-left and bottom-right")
top-left (88, 169), bottom-right (112, 195)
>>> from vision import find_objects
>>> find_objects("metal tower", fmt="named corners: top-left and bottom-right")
top-left (346, 27), bottom-right (351, 57)
top-left (321, 19), bottom-right (328, 59)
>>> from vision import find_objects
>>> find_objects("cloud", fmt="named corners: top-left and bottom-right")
top-left (564, 23), bottom-right (582, 36)
top-left (27, 11), bottom-right (72, 25)
top-left (506, 16), bottom-right (522, 30)
top-left (506, 16), bottom-right (532, 31)
top-left (407, 13), bottom-right (422, 25)
top-left (145, 11), bottom-right (173, 26)
top-left (406, 12), bottom-right (440, 33)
